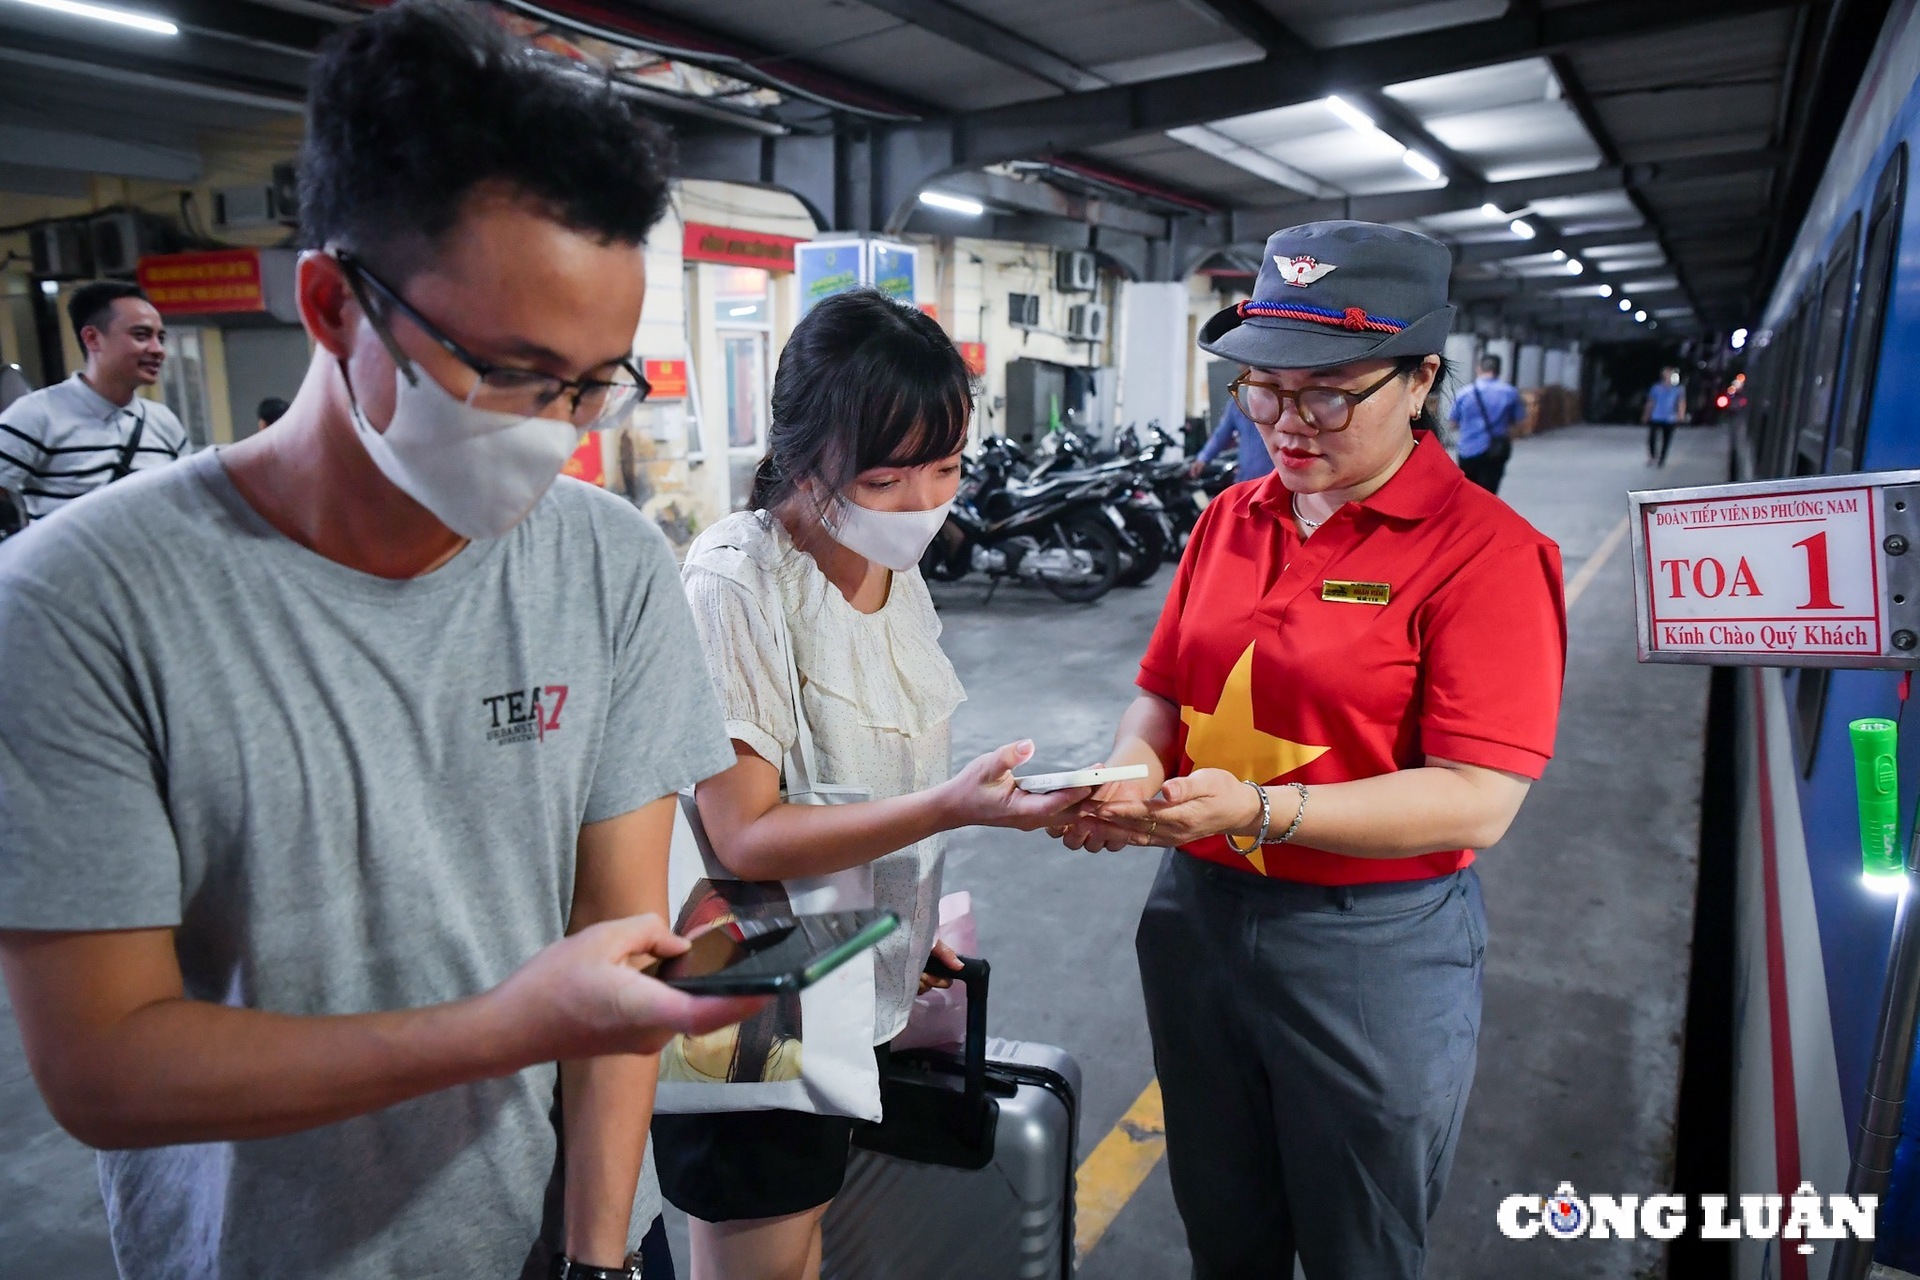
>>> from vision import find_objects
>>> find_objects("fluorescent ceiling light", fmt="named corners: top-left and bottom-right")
top-left (1635, 310), bottom-right (1648, 322)
top-left (1618, 298), bottom-right (1632, 311)
top-left (1551, 249), bottom-right (1566, 261)
top-left (1731, 327), bottom-right (1749, 350)
top-left (1324, 95), bottom-right (1379, 135)
top-left (1480, 203), bottom-right (1506, 219)
top-left (1598, 284), bottom-right (1613, 297)
top-left (728, 305), bottom-right (757, 317)
top-left (1402, 151), bottom-right (1443, 182)
top-left (1509, 219), bottom-right (1536, 240)
top-left (918, 191), bottom-right (984, 216)
top-left (1566, 258), bottom-right (1584, 274)
top-left (9, 0), bottom-right (176, 34)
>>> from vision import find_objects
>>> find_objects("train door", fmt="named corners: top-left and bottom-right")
top-left (1829, 144), bottom-right (1907, 474)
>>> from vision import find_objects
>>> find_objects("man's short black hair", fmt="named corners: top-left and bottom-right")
top-left (257, 397), bottom-right (290, 425)
top-left (1479, 354), bottom-right (1502, 376)
top-left (68, 281), bottom-right (150, 347)
top-left (300, 0), bottom-right (674, 278)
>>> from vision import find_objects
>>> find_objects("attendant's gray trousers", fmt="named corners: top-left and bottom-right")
top-left (1136, 852), bottom-right (1486, 1280)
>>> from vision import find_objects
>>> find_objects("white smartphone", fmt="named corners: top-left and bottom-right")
top-left (1014, 764), bottom-right (1150, 794)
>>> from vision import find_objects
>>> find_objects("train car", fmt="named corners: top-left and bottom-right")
top-left (1737, 2), bottom-right (1920, 1275)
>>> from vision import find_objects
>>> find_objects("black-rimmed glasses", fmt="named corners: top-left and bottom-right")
top-left (1229, 363), bottom-right (1412, 433)
top-left (335, 250), bottom-right (651, 430)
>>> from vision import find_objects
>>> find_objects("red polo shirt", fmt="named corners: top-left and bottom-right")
top-left (1137, 431), bottom-right (1566, 885)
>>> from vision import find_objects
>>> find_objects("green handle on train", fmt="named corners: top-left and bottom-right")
top-left (1851, 717), bottom-right (1903, 878)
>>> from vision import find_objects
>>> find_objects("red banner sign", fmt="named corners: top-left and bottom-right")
top-left (958, 342), bottom-right (987, 377)
top-left (137, 249), bottom-right (264, 316)
top-left (644, 358), bottom-right (689, 401)
top-left (683, 222), bottom-right (806, 271)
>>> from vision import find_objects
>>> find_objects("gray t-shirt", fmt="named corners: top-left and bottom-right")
top-left (0, 451), bottom-right (734, 1279)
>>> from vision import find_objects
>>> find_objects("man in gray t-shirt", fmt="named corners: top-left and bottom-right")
top-left (0, 6), bottom-right (759, 1277)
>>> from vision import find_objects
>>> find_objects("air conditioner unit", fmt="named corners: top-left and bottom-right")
top-left (1055, 249), bottom-right (1096, 293)
top-left (214, 186), bottom-right (277, 230)
top-left (1067, 303), bottom-right (1107, 341)
top-left (1008, 291), bottom-right (1041, 328)
top-left (89, 212), bottom-right (145, 276)
top-left (29, 222), bottom-right (92, 280)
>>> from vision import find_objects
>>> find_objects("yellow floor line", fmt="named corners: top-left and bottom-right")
top-left (1564, 514), bottom-right (1630, 611)
top-left (1074, 1076), bottom-right (1167, 1261)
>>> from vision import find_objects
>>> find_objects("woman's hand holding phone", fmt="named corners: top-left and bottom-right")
top-left (938, 739), bottom-right (1091, 831)
top-left (1047, 760), bottom-right (1164, 853)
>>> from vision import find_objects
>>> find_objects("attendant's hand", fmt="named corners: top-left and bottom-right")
top-left (1087, 768), bottom-right (1267, 847)
top-left (1187, 458), bottom-right (1206, 478)
top-left (490, 915), bottom-right (770, 1060)
top-left (919, 939), bottom-right (963, 994)
top-left (1046, 761), bottom-right (1159, 853)
top-left (938, 740), bottom-right (1092, 830)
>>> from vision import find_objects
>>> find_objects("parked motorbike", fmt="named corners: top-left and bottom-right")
top-left (921, 443), bottom-right (1130, 603)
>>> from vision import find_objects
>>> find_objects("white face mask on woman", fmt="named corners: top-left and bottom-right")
top-left (824, 495), bottom-right (953, 571)
top-left (348, 362), bottom-right (581, 540)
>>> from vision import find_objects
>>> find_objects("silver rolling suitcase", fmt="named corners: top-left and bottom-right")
top-left (821, 958), bottom-right (1082, 1279)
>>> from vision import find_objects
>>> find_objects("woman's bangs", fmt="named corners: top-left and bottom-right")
top-left (859, 375), bottom-right (971, 471)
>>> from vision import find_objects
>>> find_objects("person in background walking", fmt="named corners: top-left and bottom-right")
top-left (1643, 367), bottom-right (1687, 467)
top-left (0, 282), bottom-right (190, 525)
top-left (1189, 396), bottom-right (1275, 482)
top-left (1449, 354), bottom-right (1522, 495)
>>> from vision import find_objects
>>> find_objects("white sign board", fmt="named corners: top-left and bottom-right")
top-left (1630, 471), bottom-right (1920, 668)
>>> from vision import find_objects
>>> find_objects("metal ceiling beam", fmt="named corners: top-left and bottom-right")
top-left (853, 0), bottom-right (1107, 92)
top-left (919, 0), bottom-right (1794, 176)
top-left (1545, 52), bottom-right (1717, 328)
top-left (1226, 149), bottom-right (1780, 240)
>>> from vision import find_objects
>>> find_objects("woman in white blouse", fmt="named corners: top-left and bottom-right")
top-left (657, 289), bottom-right (1086, 1280)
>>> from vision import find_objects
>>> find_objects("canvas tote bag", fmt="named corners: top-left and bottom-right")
top-left (656, 598), bottom-right (883, 1120)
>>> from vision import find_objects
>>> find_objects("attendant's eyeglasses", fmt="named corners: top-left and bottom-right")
top-left (335, 250), bottom-right (651, 430)
top-left (1229, 361), bottom-right (1416, 433)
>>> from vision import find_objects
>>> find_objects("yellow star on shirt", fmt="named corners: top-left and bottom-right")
top-left (1181, 641), bottom-right (1328, 874)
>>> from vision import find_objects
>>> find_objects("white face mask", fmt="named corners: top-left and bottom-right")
top-left (825, 495), bottom-right (953, 571)
top-left (348, 363), bottom-right (582, 540)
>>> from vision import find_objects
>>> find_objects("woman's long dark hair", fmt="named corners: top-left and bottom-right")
top-left (749, 288), bottom-right (974, 511)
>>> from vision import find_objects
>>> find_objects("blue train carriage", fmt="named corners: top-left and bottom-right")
top-left (1737, 3), bottom-right (1920, 1275)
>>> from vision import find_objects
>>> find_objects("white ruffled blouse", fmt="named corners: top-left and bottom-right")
top-left (681, 510), bottom-right (967, 1040)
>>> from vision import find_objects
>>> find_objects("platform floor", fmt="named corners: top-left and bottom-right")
top-left (0, 423), bottom-right (1725, 1278)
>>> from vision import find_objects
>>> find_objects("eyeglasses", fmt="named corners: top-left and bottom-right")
top-left (1229, 363), bottom-right (1411, 433)
top-left (335, 250), bottom-right (651, 430)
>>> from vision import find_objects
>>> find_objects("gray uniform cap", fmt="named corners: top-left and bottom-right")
top-left (1198, 220), bottom-right (1457, 370)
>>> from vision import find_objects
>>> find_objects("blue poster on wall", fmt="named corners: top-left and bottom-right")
top-left (869, 241), bottom-right (916, 303)
top-left (796, 241), bottom-right (863, 315)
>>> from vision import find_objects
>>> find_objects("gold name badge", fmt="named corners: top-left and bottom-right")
top-left (1322, 580), bottom-right (1391, 605)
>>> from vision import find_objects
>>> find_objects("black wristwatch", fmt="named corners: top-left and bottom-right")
top-left (550, 1252), bottom-right (640, 1280)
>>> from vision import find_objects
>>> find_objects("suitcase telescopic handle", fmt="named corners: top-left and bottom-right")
top-left (926, 954), bottom-right (992, 1129)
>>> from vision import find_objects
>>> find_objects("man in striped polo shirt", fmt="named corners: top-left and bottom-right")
top-left (0, 282), bottom-right (190, 524)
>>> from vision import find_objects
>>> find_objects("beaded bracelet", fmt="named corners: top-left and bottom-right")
top-left (1269, 782), bottom-right (1309, 845)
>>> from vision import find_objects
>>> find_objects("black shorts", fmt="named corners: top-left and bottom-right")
top-left (653, 1107), bottom-right (859, 1222)
top-left (653, 1044), bottom-right (890, 1223)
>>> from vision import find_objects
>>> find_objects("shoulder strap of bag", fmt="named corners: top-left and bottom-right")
top-left (1471, 385), bottom-right (1504, 440)
top-left (109, 405), bottom-right (148, 483)
top-left (770, 594), bottom-right (823, 795)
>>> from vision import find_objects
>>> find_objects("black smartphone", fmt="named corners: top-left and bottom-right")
top-left (648, 909), bottom-right (900, 996)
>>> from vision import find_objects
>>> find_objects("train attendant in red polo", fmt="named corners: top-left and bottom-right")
top-left (1054, 221), bottom-right (1567, 1279)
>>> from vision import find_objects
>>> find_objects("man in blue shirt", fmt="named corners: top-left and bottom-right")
top-left (1449, 354), bottom-right (1524, 494)
top-left (1643, 367), bottom-right (1688, 467)
top-left (1189, 397), bottom-right (1275, 481)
